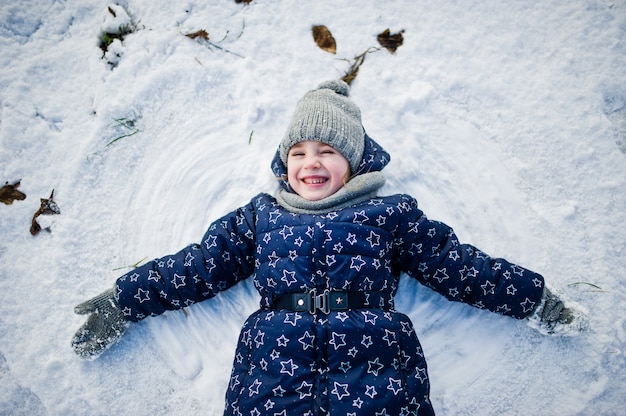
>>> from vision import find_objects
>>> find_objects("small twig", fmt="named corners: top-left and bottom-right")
top-left (233, 19), bottom-right (246, 41)
top-left (248, 130), bottom-right (254, 144)
top-left (568, 281), bottom-right (605, 291)
top-left (341, 47), bottom-right (381, 85)
top-left (105, 117), bottom-right (141, 147)
top-left (217, 30), bottom-right (230, 42)
top-left (112, 257), bottom-right (148, 271)
top-left (105, 130), bottom-right (140, 147)
top-left (184, 28), bottom-right (245, 59)
top-left (206, 40), bottom-right (244, 58)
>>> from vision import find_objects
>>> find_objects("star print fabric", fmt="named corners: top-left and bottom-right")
top-left (226, 308), bottom-right (431, 415)
top-left (114, 192), bottom-right (543, 415)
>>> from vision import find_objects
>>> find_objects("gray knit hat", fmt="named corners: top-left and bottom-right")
top-left (280, 80), bottom-right (365, 173)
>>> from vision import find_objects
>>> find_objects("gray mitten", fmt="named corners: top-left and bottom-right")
top-left (528, 285), bottom-right (589, 335)
top-left (72, 288), bottom-right (128, 359)
top-left (540, 287), bottom-right (572, 324)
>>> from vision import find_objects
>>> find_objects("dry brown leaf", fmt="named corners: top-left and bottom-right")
top-left (185, 29), bottom-right (209, 41)
top-left (312, 25), bottom-right (337, 54)
top-left (0, 180), bottom-right (26, 205)
top-left (235, 0), bottom-right (253, 3)
top-left (377, 29), bottom-right (404, 53)
top-left (30, 189), bottom-right (60, 236)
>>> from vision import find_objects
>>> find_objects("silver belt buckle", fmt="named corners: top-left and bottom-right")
top-left (292, 289), bottom-right (333, 314)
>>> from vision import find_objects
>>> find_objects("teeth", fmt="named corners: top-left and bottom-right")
top-left (304, 178), bottom-right (326, 184)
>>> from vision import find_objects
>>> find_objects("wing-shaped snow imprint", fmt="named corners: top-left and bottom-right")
top-left (0, 351), bottom-right (47, 415)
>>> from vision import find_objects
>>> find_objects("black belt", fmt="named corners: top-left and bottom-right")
top-left (271, 290), bottom-right (375, 314)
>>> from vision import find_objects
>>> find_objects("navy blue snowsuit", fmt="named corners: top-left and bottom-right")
top-left (115, 136), bottom-right (544, 415)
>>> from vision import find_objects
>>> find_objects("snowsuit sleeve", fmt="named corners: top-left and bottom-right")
top-left (114, 199), bottom-right (258, 322)
top-left (393, 194), bottom-right (544, 319)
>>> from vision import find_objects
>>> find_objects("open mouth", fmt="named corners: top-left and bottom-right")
top-left (302, 176), bottom-right (328, 185)
top-left (303, 177), bottom-right (328, 185)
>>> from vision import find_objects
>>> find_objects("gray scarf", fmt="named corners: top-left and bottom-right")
top-left (275, 172), bottom-right (386, 214)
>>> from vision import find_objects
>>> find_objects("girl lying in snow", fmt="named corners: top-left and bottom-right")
top-left (72, 80), bottom-right (587, 415)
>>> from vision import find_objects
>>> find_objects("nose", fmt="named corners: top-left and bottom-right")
top-left (303, 154), bottom-right (322, 169)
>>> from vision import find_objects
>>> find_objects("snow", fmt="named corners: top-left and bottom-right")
top-left (1, 0), bottom-right (625, 414)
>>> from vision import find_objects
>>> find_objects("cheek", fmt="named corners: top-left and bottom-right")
top-left (286, 167), bottom-right (297, 186)
top-left (336, 162), bottom-right (350, 183)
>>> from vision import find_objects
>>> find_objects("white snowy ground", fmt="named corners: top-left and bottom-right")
top-left (1, 0), bottom-right (625, 415)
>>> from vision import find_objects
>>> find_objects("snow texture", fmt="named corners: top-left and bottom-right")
top-left (1, 0), bottom-right (625, 415)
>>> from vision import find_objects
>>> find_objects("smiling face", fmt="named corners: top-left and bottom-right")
top-left (286, 140), bottom-right (351, 201)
